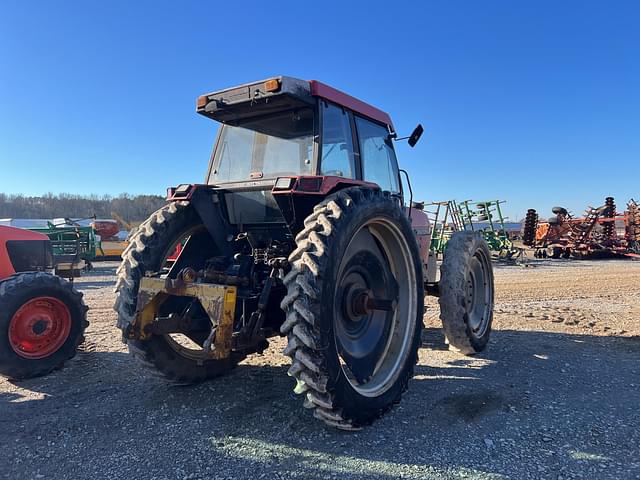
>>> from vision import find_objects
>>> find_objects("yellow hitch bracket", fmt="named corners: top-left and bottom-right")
top-left (134, 277), bottom-right (237, 359)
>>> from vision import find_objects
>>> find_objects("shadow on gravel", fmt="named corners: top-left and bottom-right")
top-left (200, 330), bottom-right (639, 479)
top-left (495, 257), bottom-right (640, 271)
top-left (421, 326), bottom-right (449, 351)
top-left (2, 330), bottom-right (639, 479)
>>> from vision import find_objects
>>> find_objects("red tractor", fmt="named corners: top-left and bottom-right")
top-left (114, 77), bottom-right (494, 429)
top-left (0, 226), bottom-right (88, 379)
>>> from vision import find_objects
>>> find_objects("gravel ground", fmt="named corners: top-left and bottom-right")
top-left (1, 259), bottom-right (639, 479)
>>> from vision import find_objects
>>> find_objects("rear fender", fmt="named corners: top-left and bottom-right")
top-left (271, 176), bottom-right (381, 235)
top-left (166, 184), bottom-right (233, 259)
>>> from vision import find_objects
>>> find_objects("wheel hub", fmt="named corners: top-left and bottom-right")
top-left (346, 287), bottom-right (396, 319)
top-left (32, 319), bottom-right (48, 335)
top-left (8, 297), bottom-right (72, 359)
top-left (335, 250), bottom-right (395, 381)
top-left (465, 253), bottom-right (490, 335)
top-left (342, 283), bottom-right (368, 321)
top-left (329, 218), bottom-right (419, 398)
top-left (333, 218), bottom-right (416, 390)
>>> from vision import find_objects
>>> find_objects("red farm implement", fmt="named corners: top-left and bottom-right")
top-left (523, 197), bottom-right (640, 259)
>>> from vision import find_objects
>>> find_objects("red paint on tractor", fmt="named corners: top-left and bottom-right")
top-left (8, 296), bottom-right (72, 359)
top-left (272, 176), bottom-right (380, 196)
top-left (167, 184), bottom-right (212, 201)
top-left (0, 226), bottom-right (50, 278)
top-left (408, 208), bottom-right (432, 266)
top-left (309, 81), bottom-right (394, 128)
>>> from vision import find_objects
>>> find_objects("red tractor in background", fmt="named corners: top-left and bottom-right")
top-left (114, 76), bottom-right (494, 429)
top-left (0, 226), bottom-right (88, 379)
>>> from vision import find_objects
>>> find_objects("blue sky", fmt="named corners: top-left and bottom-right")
top-left (1, 1), bottom-right (638, 219)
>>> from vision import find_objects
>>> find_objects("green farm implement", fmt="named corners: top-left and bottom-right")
top-left (427, 200), bottom-right (464, 255)
top-left (28, 219), bottom-right (99, 277)
top-left (427, 199), bottom-right (522, 261)
top-left (458, 200), bottom-right (522, 260)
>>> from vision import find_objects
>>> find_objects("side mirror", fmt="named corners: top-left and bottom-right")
top-left (408, 124), bottom-right (424, 147)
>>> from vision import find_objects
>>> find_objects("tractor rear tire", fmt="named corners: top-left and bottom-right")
top-left (439, 232), bottom-right (494, 354)
top-left (281, 187), bottom-right (424, 430)
top-left (114, 202), bottom-right (243, 384)
top-left (0, 272), bottom-right (88, 380)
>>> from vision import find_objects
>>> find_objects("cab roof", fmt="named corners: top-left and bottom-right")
top-left (308, 80), bottom-right (393, 128)
top-left (197, 76), bottom-right (394, 130)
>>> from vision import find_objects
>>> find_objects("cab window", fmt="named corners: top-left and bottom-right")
top-left (210, 108), bottom-right (314, 183)
top-left (320, 102), bottom-right (355, 178)
top-left (355, 116), bottom-right (400, 193)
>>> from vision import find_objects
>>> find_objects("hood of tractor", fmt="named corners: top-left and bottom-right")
top-left (0, 226), bottom-right (54, 278)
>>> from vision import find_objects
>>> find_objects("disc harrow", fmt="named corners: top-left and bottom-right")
top-left (602, 197), bottom-right (616, 240)
top-left (524, 196), bottom-right (639, 259)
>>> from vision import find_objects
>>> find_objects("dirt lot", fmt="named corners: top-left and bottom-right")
top-left (1, 259), bottom-right (639, 479)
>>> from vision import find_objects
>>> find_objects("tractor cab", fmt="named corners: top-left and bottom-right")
top-left (197, 76), bottom-right (404, 198)
top-left (177, 76), bottom-right (418, 238)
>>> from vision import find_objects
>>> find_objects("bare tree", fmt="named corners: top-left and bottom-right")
top-left (0, 193), bottom-right (166, 223)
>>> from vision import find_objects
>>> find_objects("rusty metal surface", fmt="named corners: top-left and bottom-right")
top-left (133, 277), bottom-right (236, 359)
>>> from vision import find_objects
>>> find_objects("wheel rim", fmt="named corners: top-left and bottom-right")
top-left (333, 217), bottom-right (417, 398)
top-left (465, 248), bottom-right (492, 338)
top-left (8, 297), bottom-right (72, 359)
top-left (155, 225), bottom-right (217, 359)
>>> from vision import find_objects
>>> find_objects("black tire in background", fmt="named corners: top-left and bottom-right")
top-left (281, 187), bottom-right (424, 429)
top-left (113, 202), bottom-right (243, 384)
top-left (522, 209), bottom-right (538, 247)
top-left (439, 231), bottom-right (494, 354)
top-left (0, 272), bottom-right (88, 380)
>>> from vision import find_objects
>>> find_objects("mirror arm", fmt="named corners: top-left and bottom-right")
top-left (391, 124), bottom-right (424, 147)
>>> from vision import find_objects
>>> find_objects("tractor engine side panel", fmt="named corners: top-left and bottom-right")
top-left (0, 226), bottom-right (53, 278)
top-left (5, 241), bottom-right (54, 274)
top-left (0, 239), bottom-right (14, 278)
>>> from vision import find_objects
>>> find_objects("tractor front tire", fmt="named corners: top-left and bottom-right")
top-left (281, 187), bottom-right (424, 429)
top-left (114, 202), bottom-right (243, 384)
top-left (0, 272), bottom-right (88, 380)
top-left (439, 232), bottom-right (494, 355)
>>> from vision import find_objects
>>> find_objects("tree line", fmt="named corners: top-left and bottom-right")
top-left (0, 193), bottom-right (166, 224)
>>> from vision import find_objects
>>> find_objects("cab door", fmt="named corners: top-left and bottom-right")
top-left (318, 101), bottom-right (357, 179)
top-left (353, 115), bottom-right (403, 202)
